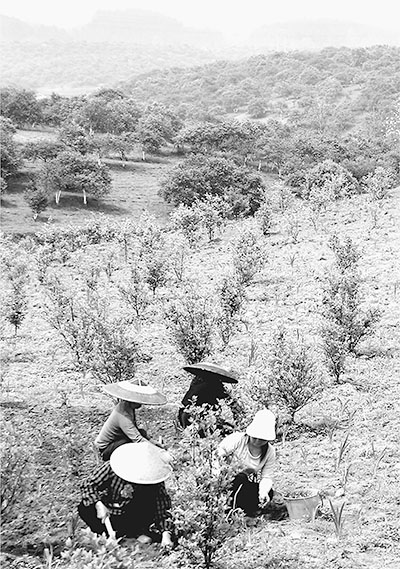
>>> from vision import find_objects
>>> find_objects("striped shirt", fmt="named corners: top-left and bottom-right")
top-left (80, 462), bottom-right (171, 530)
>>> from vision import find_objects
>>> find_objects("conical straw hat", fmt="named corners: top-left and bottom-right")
top-left (110, 442), bottom-right (172, 484)
top-left (103, 380), bottom-right (167, 405)
top-left (183, 362), bottom-right (239, 384)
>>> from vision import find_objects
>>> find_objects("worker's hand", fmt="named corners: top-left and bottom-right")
top-left (259, 494), bottom-right (271, 508)
top-left (161, 530), bottom-right (173, 550)
top-left (95, 501), bottom-right (110, 523)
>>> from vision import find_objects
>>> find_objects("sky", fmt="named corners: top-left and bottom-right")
top-left (1, 0), bottom-right (399, 37)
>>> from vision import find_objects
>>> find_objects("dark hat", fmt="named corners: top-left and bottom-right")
top-left (183, 362), bottom-right (239, 384)
top-left (103, 380), bottom-right (167, 405)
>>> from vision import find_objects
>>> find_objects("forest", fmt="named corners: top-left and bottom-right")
top-left (1, 44), bottom-right (400, 569)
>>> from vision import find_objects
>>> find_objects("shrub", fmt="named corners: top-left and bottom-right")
top-left (319, 235), bottom-right (381, 382)
top-left (217, 276), bottom-right (245, 347)
top-left (232, 228), bottom-right (265, 286)
top-left (321, 269), bottom-right (381, 354)
top-left (363, 166), bottom-right (398, 201)
top-left (171, 405), bottom-right (243, 568)
top-left (301, 160), bottom-right (359, 200)
top-left (91, 315), bottom-right (150, 384)
top-left (1, 252), bottom-right (29, 335)
top-left (1, 421), bottom-right (32, 523)
top-left (117, 265), bottom-right (151, 319)
top-left (170, 204), bottom-right (202, 247)
top-left (164, 285), bottom-right (216, 364)
top-left (194, 194), bottom-right (227, 241)
top-left (269, 328), bottom-right (322, 422)
top-left (255, 200), bottom-right (273, 235)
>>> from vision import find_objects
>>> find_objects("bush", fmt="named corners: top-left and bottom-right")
top-left (164, 285), bottom-right (216, 364)
top-left (319, 235), bottom-right (381, 382)
top-left (255, 200), bottom-right (273, 235)
top-left (301, 160), bottom-right (359, 200)
top-left (1, 251), bottom-right (29, 335)
top-left (232, 228), bottom-right (265, 286)
top-left (269, 328), bottom-right (322, 422)
top-left (194, 194), bottom-right (227, 241)
top-left (218, 276), bottom-right (245, 347)
top-left (1, 421), bottom-right (32, 523)
top-left (363, 166), bottom-right (398, 200)
top-left (171, 204), bottom-right (202, 247)
top-left (171, 405), bottom-right (244, 568)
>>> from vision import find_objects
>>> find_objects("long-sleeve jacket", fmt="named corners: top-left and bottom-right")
top-left (95, 401), bottom-right (146, 450)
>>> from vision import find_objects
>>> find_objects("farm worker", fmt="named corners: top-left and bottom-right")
top-left (177, 362), bottom-right (241, 432)
top-left (217, 409), bottom-right (276, 517)
top-left (95, 379), bottom-right (167, 461)
top-left (78, 441), bottom-right (174, 547)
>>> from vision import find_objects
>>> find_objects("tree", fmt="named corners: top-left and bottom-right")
top-left (161, 155), bottom-right (265, 216)
top-left (58, 123), bottom-right (93, 155)
top-left (176, 120), bottom-right (261, 160)
top-left (40, 150), bottom-right (112, 205)
top-left (76, 93), bottom-right (141, 135)
top-left (0, 87), bottom-right (42, 126)
top-left (137, 103), bottom-right (182, 160)
top-left (23, 180), bottom-right (49, 220)
top-left (0, 117), bottom-right (20, 188)
top-left (23, 140), bottom-right (65, 162)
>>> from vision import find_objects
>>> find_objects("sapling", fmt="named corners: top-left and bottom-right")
top-left (2, 254), bottom-right (29, 335)
top-left (194, 194), bottom-right (227, 241)
top-left (217, 276), bottom-right (245, 347)
top-left (171, 404), bottom-right (243, 568)
top-left (232, 228), bottom-right (265, 286)
top-left (117, 264), bottom-right (151, 320)
top-left (269, 328), bottom-right (322, 423)
top-left (171, 204), bottom-right (202, 247)
top-left (164, 285), bottom-right (216, 364)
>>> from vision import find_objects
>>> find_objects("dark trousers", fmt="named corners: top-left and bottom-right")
top-left (78, 485), bottom-right (159, 539)
top-left (230, 472), bottom-right (274, 516)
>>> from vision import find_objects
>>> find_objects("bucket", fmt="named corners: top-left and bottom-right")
top-left (284, 491), bottom-right (321, 522)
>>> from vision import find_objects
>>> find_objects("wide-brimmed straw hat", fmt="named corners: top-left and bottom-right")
top-left (110, 442), bottom-right (172, 484)
top-left (103, 380), bottom-right (167, 405)
top-left (246, 409), bottom-right (276, 441)
top-left (183, 362), bottom-right (239, 384)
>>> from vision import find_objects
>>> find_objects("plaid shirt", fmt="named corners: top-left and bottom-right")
top-left (80, 462), bottom-right (171, 531)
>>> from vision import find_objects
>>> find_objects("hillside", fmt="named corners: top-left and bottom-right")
top-left (120, 45), bottom-right (400, 120)
top-left (0, 42), bottom-right (222, 95)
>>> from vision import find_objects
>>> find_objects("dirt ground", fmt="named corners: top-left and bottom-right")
top-left (1, 179), bottom-right (399, 568)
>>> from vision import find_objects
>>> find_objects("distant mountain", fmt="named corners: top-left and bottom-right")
top-left (72, 9), bottom-right (223, 47)
top-left (0, 10), bottom-right (223, 47)
top-left (248, 19), bottom-right (400, 50)
top-left (0, 14), bottom-right (69, 42)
